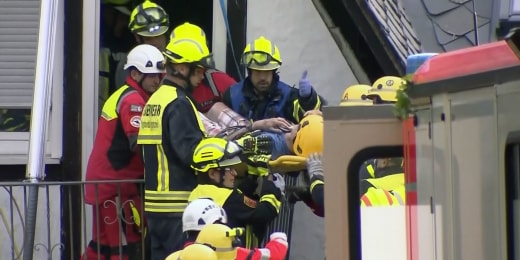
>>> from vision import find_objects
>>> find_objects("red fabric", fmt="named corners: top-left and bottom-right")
top-left (191, 71), bottom-right (236, 113)
top-left (80, 196), bottom-right (143, 260)
top-left (85, 76), bottom-right (149, 204)
top-left (235, 238), bottom-right (288, 260)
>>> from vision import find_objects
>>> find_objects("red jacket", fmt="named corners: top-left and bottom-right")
top-left (191, 70), bottom-right (236, 113)
top-left (85, 77), bottom-right (149, 204)
top-left (235, 233), bottom-right (288, 260)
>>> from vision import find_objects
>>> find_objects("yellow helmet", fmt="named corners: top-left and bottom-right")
top-left (293, 114), bottom-right (323, 157)
top-left (241, 36), bottom-right (282, 71)
top-left (170, 22), bottom-right (207, 43)
top-left (178, 243), bottom-right (218, 260)
top-left (164, 250), bottom-right (182, 260)
top-left (360, 187), bottom-right (399, 207)
top-left (163, 38), bottom-right (212, 68)
top-left (366, 76), bottom-right (405, 103)
top-left (339, 84), bottom-right (373, 106)
top-left (191, 138), bottom-right (242, 173)
top-left (129, 0), bottom-right (169, 37)
top-left (169, 22), bottom-right (215, 68)
top-left (196, 224), bottom-right (243, 260)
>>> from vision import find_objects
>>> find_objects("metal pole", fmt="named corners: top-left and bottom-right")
top-left (472, 0), bottom-right (479, 45)
top-left (23, 0), bottom-right (58, 258)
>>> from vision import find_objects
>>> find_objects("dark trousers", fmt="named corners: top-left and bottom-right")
top-left (146, 215), bottom-right (183, 260)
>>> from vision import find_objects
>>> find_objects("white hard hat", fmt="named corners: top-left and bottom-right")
top-left (182, 198), bottom-right (228, 232)
top-left (124, 44), bottom-right (166, 74)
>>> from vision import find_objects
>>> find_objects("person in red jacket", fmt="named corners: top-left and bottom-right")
top-left (81, 44), bottom-right (165, 260)
top-left (170, 22), bottom-right (237, 113)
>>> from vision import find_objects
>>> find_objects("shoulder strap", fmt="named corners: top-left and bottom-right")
top-left (204, 69), bottom-right (221, 98)
top-left (115, 86), bottom-right (137, 116)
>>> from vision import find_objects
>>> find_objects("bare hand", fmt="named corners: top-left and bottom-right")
top-left (252, 117), bottom-right (293, 133)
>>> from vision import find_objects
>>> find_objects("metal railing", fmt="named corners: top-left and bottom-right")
top-left (0, 179), bottom-right (146, 260)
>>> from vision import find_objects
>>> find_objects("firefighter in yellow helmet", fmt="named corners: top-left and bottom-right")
top-left (129, 0), bottom-right (169, 51)
top-left (359, 158), bottom-right (404, 196)
top-left (195, 224), bottom-right (243, 260)
top-left (189, 137), bottom-right (283, 249)
top-left (196, 224), bottom-right (289, 260)
top-left (223, 36), bottom-right (323, 125)
top-left (339, 84), bottom-right (373, 106)
top-left (366, 76), bottom-right (405, 104)
top-left (137, 35), bottom-right (212, 260)
top-left (170, 22), bottom-right (239, 113)
top-left (165, 243), bottom-right (218, 260)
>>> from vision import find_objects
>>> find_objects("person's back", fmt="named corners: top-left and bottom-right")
top-left (137, 35), bottom-right (211, 260)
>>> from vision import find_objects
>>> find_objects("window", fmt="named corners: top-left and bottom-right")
top-left (512, 0), bottom-right (520, 14)
top-left (347, 147), bottom-right (405, 260)
top-left (0, 0), bottom-right (63, 164)
top-left (506, 143), bottom-right (520, 259)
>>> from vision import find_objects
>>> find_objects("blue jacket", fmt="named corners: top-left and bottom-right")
top-left (222, 75), bottom-right (322, 124)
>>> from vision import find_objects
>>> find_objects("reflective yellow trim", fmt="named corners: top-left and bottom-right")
top-left (366, 173), bottom-right (404, 191)
top-left (260, 194), bottom-right (281, 213)
top-left (313, 96), bottom-right (322, 110)
top-left (310, 179), bottom-right (324, 192)
top-left (100, 85), bottom-right (130, 120)
top-left (144, 203), bottom-right (187, 213)
top-left (145, 190), bottom-right (191, 196)
top-left (292, 99), bottom-right (303, 123)
top-left (155, 145), bottom-right (170, 191)
top-left (367, 164), bottom-right (375, 178)
top-left (188, 184), bottom-right (234, 206)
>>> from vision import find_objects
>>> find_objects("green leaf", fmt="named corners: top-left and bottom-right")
top-left (393, 75), bottom-right (413, 120)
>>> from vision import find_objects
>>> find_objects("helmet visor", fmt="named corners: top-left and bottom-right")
top-left (241, 51), bottom-right (281, 69)
top-left (219, 141), bottom-right (242, 167)
top-left (132, 7), bottom-right (169, 36)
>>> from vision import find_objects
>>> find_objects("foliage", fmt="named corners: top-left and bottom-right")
top-left (393, 75), bottom-right (413, 119)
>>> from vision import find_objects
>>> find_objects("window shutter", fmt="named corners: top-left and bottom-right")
top-left (0, 0), bottom-right (40, 108)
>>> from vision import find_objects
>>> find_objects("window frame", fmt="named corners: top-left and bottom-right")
top-left (0, 0), bottom-right (64, 165)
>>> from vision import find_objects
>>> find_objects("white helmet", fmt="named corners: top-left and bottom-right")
top-left (183, 198), bottom-right (228, 232)
top-left (123, 44), bottom-right (166, 74)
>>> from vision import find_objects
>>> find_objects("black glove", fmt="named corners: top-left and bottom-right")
top-left (235, 131), bottom-right (273, 155)
top-left (256, 176), bottom-right (282, 200)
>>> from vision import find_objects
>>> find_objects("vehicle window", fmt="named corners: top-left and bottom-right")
top-left (358, 157), bottom-right (406, 260)
top-left (505, 144), bottom-right (520, 259)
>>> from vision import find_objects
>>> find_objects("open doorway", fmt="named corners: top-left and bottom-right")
top-left (157, 0), bottom-right (213, 51)
top-left (98, 0), bottom-right (214, 106)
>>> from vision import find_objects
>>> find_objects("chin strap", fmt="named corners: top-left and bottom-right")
top-left (166, 63), bottom-right (197, 90)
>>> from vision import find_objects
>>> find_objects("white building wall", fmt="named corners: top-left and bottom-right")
top-left (246, 0), bottom-right (359, 106)
top-left (247, 1), bottom-right (360, 259)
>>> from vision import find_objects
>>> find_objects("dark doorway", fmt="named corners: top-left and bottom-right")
top-left (156, 0), bottom-right (214, 51)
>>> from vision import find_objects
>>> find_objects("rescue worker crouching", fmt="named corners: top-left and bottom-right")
top-left (188, 137), bottom-right (283, 249)
top-left (223, 36), bottom-right (323, 124)
top-left (171, 22), bottom-right (238, 113)
top-left (82, 44), bottom-right (165, 260)
top-left (195, 224), bottom-right (289, 260)
top-left (137, 36), bottom-right (211, 259)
